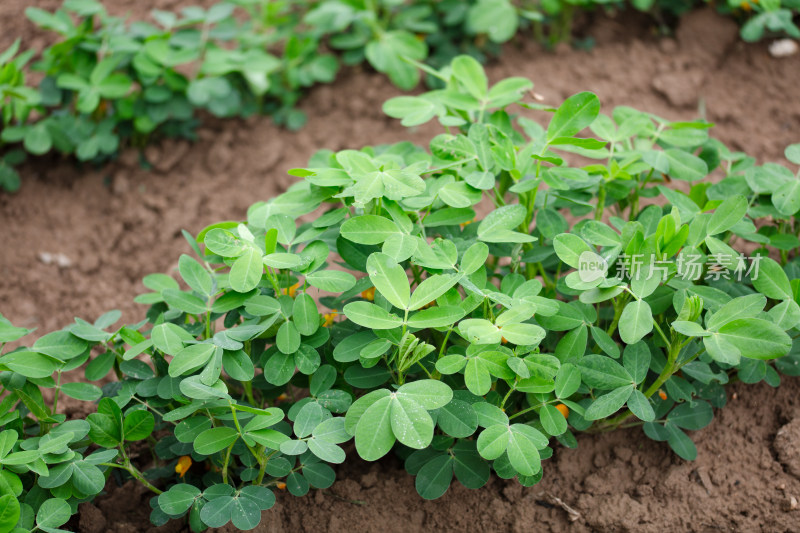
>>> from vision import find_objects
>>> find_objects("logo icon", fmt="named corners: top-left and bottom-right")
top-left (578, 251), bottom-right (608, 283)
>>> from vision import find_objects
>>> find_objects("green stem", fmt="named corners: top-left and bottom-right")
top-left (595, 182), bottom-right (607, 221)
top-left (222, 443), bottom-right (235, 484)
top-left (606, 298), bottom-right (624, 338)
top-left (243, 380), bottom-right (256, 407)
top-left (118, 446), bottom-right (162, 495)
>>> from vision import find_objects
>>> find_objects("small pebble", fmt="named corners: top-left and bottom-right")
top-left (769, 39), bottom-right (798, 58)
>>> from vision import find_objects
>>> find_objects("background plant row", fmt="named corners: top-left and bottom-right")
top-left (1, 0), bottom-right (799, 191)
top-left (1, 55), bottom-right (800, 532)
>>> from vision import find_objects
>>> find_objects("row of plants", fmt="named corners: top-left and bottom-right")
top-left (2, 56), bottom-right (800, 532)
top-left (1, 0), bottom-right (798, 192)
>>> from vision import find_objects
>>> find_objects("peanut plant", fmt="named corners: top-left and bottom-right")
top-left (1, 0), bottom-right (797, 192)
top-left (1, 56), bottom-right (799, 531)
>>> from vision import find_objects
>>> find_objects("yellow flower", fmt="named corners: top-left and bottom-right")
top-left (175, 456), bottom-right (192, 478)
top-left (282, 282), bottom-right (300, 298)
top-left (460, 219), bottom-right (474, 229)
top-left (323, 309), bottom-right (338, 327)
top-left (276, 482), bottom-right (287, 490)
top-left (361, 287), bottom-right (375, 301)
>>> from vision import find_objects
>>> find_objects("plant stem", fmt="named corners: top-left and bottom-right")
top-left (118, 446), bottom-right (162, 495)
top-left (595, 182), bottom-right (606, 221)
top-left (222, 442), bottom-right (235, 484)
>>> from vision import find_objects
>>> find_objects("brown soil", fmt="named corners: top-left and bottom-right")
top-left (2, 4), bottom-right (800, 532)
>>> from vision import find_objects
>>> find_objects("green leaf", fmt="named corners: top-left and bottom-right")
top-left (33, 330), bottom-right (87, 359)
top-left (0, 351), bottom-right (57, 378)
top-left (488, 77), bottom-right (534, 107)
top-left (383, 96), bottom-right (439, 127)
top-left (467, 0), bottom-right (518, 42)
top-left (618, 300), bottom-right (653, 345)
top-left (553, 233), bottom-right (592, 269)
top-left (306, 270), bottom-right (356, 292)
top-left (409, 274), bottom-right (461, 311)
top-left (71, 461), bottom-right (105, 495)
top-left (163, 289), bottom-right (208, 314)
top-left (407, 306), bottom-right (465, 328)
top-left (262, 253), bottom-right (301, 269)
top-left (773, 179), bottom-right (800, 216)
top-left (294, 402), bottom-right (327, 438)
top-left (706, 294), bottom-right (766, 330)
top-left (498, 323), bottom-right (545, 346)
top-left (247, 429), bottom-right (290, 450)
top-left (367, 253), bottom-right (411, 309)
top-left (343, 302), bottom-right (403, 329)
top-left (465, 357), bottom-right (491, 396)
top-left (341, 215), bottom-right (400, 245)
top-left (707, 195), bottom-right (748, 235)
top-left (159, 484), bottom-right (200, 516)
top-left (451, 55), bottom-right (488, 99)
top-left (477, 204), bottom-right (527, 241)
top-left (785, 144), bottom-right (800, 165)
top-left (178, 254), bottom-right (213, 296)
top-left (584, 385), bottom-right (634, 420)
top-left (230, 497), bottom-right (261, 530)
top-left (539, 404), bottom-right (567, 436)
top-left (415, 454), bottom-right (454, 500)
top-left (308, 437), bottom-right (346, 464)
top-left (665, 423), bottom-right (697, 460)
top-left (703, 333), bottom-right (740, 365)
top-left (0, 494), bottom-right (20, 533)
top-left (623, 342), bottom-right (651, 384)
top-left (437, 400), bottom-right (478, 438)
top-left (664, 149), bottom-right (708, 181)
top-left (293, 293), bottom-right (319, 336)
top-left (36, 498), bottom-right (70, 528)
top-left (24, 123), bottom-right (52, 155)
top-left (391, 396), bottom-right (434, 449)
top-left (667, 401), bottom-right (713, 430)
top-left (716, 318), bottom-right (791, 360)
top-left (60, 382), bottom-right (102, 401)
top-left (752, 257), bottom-right (792, 300)
top-left (397, 380), bottom-right (453, 409)
top-left (151, 323), bottom-right (191, 355)
top-left (769, 299), bottom-right (800, 330)
top-left (477, 424), bottom-right (509, 460)
top-left (461, 242), bottom-right (489, 275)
top-left (199, 495), bottom-right (234, 528)
top-left (507, 424), bottom-right (543, 476)
top-left (123, 410), bottom-right (155, 441)
top-left (555, 363), bottom-right (581, 398)
top-left (627, 389), bottom-right (655, 421)
top-left (169, 343), bottom-right (216, 377)
top-left (355, 396), bottom-right (395, 461)
top-left (578, 354), bottom-right (633, 389)
top-left (302, 463), bottom-right (336, 489)
top-left (364, 30), bottom-right (426, 90)
top-left (671, 321), bottom-right (708, 337)
top-left (87, 413), bottom-right (121, 448)
top-left (0, 320), bottom-right (31, 343)
top-left (229, 248), bottom-right (263, 293)
top-left (222, 350), bottom-right (255, 381)
top-left (276, 321), bottom-right (301, 354)
top-left (194, 427), bottom-right (239, 455)
top-left (546, 92), bottom-right (600, 141)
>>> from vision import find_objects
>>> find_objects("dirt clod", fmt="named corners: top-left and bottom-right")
top-left (775, 418), bottom-right (800, 479)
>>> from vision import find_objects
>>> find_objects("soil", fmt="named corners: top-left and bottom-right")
top-left (2, 3), bottom-right (800, 532)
